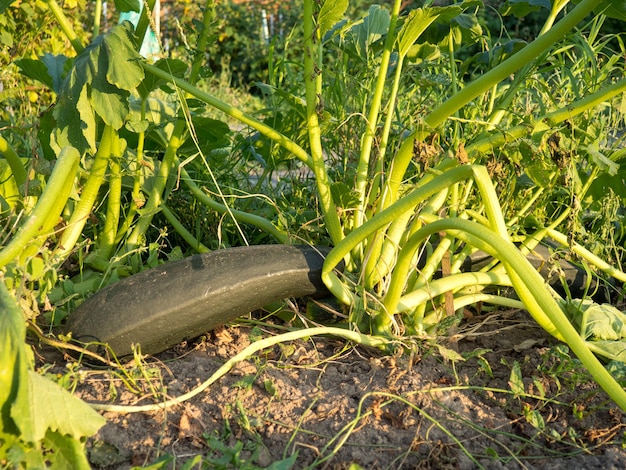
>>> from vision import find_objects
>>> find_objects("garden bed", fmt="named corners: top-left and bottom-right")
top-left (44, 309), bottom-right (626, 469)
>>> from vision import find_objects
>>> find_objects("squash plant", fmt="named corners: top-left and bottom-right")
top-left (2, 3), bottom-right (626, 467)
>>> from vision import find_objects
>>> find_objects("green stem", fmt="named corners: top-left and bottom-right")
top-left (140, 63), bottom-right (313, 168)
top-left (95, 133), bottom-right (122, 260)
top-left (353, 0), bottom-right (402, 224)
top-left (466, 77), bottom-right (626, 157)
top-left (303, 0), bottom-right (343, 246)
top-left (414, 217), bottom-right (626, 412)
top-left (43, 0), bottom-right (84, 54)
top-left (133, 0), bottom-right (157, 52)
top-left (89, 326), bottom-right (392, 412)
top-left (180, 169), bottom-right (289, 244)
top-left (93, 0), bottom-right (102, 37)
top-left (124, 126), bottom-right (184, 252)
top-left (0, 134), bottom-right (26, 188)
top-left (546, 228), bottom-right (626, 284)
top-left (0, 147), bottom-right (80, 269)
top-left (323, 164), bottom-right (477, 305)
top-left (57, 126), bottom-right (115, 259)
top-left (160, 204), bottom-right (210, 253)
top-left (422, 0), bottom-right (599, 132)
top-left (395, 272), bottom-right (514, 314)
top-left (188, 0), bottom-right (216, 84)
top-left (486, 0), bottom-right (570, 128)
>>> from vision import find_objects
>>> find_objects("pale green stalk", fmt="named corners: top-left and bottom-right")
top-left (0, 135), bottom-right (26, 188)
top-left (487, 0), bottom-right (571, 128)
top-left (302, 0), bottom-right (343, 245)
top-left (423, 0), bottom-right (597, 132)
top-left (141, 63), bottom-right (313, 168)
top-left (160, 204), bottom-right (210, 253)
top-left (89, 326), bottom-right (392, 412)
top-left (396, 271), bottom-right (512, 314)
top-left (93, 0), bottom-right (102, 37)
top-left (180, 168), bottom-right (289, 244)
top-left (353, 0), bottom-right (402, 228)
top-left (0, 147), bottom-right (80, 268)
top-left (43, 0), bottom-right (84, 53)
top-left (413, 217), bottom-right (626, 412)
top-left (466, 77), bottom-right (626, 157)
top-left (95, 132), bottom-right (122, 260)
top-left (57, 126), bottom-right (115, 258)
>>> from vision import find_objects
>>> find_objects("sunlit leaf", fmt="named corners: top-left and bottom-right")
top-left (44, 431), bottom-right (92, 470)
top-left (349, 4), bottom-right (391, 57)
top-left (406, 42), bottom-right (440, 63)
top-left (584, 302), bottom-right (626, 341)
top-left (581, 141), bottom-right (619, 176)
top-left (54, 22), bottom-right (144, 152)
top-left (12, 371), bottom-right (106, 443)
top-left (318, 0), bottom-right (349, 36)
top-left (0, 283), bottom-right (29, 437)
top-left (397, 8), bottom-right (440, 58)
top-left (587, 340), bottom-right (626, 361)
top-left (508, 360), bottom-right (525, 397)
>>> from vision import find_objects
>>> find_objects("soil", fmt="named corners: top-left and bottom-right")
top-left (43, 309), bottom-right (626, 470)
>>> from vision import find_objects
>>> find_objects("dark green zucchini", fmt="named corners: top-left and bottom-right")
top-left (65, 245), bottom-right (337, 358)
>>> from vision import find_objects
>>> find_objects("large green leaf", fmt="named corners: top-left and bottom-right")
top-left (0, 282), bottom-right (28, 437)
top-left (11, 371), bottom-right (106, 443)
top-left (397, 8), bottom-right (441, 58)
top-left (54, 22), bottom-right (144, 153)
top-left (14, 58), bottom-right (54, 90)
top-left (44, 430), bottom-right (92, 470)
top-left (318, 0), bottom-right (349, 36)
top-left (17, 54), bottom-right (70, 94)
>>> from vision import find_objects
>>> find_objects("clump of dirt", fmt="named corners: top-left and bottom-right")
top-left (44, 310), bottom-right (626, 469)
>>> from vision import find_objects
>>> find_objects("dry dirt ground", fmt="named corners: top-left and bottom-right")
top-left (43, 309), bottom-right (626, 469)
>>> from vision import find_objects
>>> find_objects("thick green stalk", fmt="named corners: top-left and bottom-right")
top-left (412, 217), bottom-right (626, 412)
top-left (546, 228), bottom-right (626, 284)
top-left (303, 0), bottom-right (343, 245)
top-left (323, 165), bottom-right (477, 304)
top-left (93, 0), bottom-right (102, 37)
top-left (180, 169), bottom-right (289, 244)
top-left (0, 134), bottom-right (26, 188)
top-left (466, 77), bottom-right (626, 157)
top-left (57, 126), bottom-right (115, 258)
top-left (395, 271), bottom-right (513, 314)
top-left (95, 133), bottom-right (122, 260)
top-left (0, 147), bottom-right (80, 269)
top-left (141, 62), bottom-right (313, 168)
top-left (160, 205), bottom-right (210, 253)
top-left (90, 326), bottom-right (392, 412)
top-left (134, 0), bottom-right (157, 51)
top-left (423, 0), bottom-right (599, 131)
top-left (486, 0), bottom-right (570, 128)
top-left (188, 0), bottom-right (216, 84)
top-left (43, 0), bottom-right (84, 53)
top-left (124, 126), bottom-right (184, 252)
top-left (353, 0), bottom-right (402, 227)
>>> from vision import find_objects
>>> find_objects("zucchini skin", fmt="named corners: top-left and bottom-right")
top-left (65, 245), bottom-right (337, 358)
